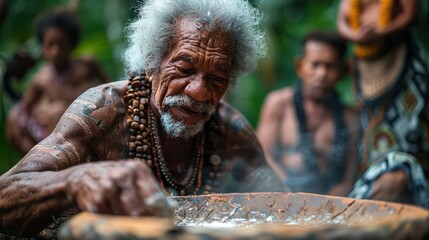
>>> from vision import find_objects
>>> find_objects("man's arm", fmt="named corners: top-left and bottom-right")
top-left (0, 84), bottom-right (173, 236)
top-left (0, 95), bottom-right (97, 235)
top-left (337, 0), bottom-right (379, 43)
top-left (256, 90), bottom-right (289, 180)
top-left (375, 0), bottom-right (417, 36)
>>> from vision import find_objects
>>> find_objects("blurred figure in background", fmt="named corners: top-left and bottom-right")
top-left (257, 31), bottom-right (360, 196)
top-left (6, 8), bottom-right (111, 155)
top-left (338, 0), bottom-right (429, 208)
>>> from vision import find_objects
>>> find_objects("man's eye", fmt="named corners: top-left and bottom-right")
top-left (209, 75), bottom-right (227, 83)
top-left (311, 62), bottom-right (319, 68)
top-left (177, 67), bottom-right (194, 75)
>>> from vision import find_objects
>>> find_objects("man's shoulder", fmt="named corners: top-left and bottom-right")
top-left (72, 80), bottom-right (127, 108)
top-left (262, 87), bottom-right (294, 114)
top-left (216, 101), bottom-right (253, 131)
top-left (74, 56), bottom-right (100, 66)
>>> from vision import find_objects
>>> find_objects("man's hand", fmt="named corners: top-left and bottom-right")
top-left (66, 160), bottom-right (175, 217)
top-left (370, 169), bottom-right (409, 202)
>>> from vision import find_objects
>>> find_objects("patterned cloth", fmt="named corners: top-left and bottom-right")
top-left (350, 37), bottom-right (429, 208)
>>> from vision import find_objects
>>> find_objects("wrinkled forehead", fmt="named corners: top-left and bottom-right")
top-left (171, 16), bottom-right (235, 56)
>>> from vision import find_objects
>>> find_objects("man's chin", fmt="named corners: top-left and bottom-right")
top-left (160, 112), bottom-right (205, 139)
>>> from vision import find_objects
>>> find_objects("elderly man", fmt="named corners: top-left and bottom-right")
top-left (0, 0), bottom-right (280, 236)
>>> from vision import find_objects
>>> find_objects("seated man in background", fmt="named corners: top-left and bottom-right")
top-left (338, 0), bottom-right (429, 208)
top-left (257, 31), bottom-right (360, 196)
top-left (6, 8), bottom-right (111, 154)
top-left (0, 0), bottom-right (281, 237)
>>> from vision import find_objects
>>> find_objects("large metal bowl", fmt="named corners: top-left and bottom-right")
top-left (59, 192), bottom-right (429, 239)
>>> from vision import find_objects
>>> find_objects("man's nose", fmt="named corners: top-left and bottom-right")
top-left (184, 74), bottom-right (212, 102)
top-left (315, 66), bottom-right (328, 82)
top-left (49, 45), bottom-right (61, 57)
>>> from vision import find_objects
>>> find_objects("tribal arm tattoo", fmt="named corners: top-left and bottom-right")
top-left (0, 82), bottom-right (127, 236)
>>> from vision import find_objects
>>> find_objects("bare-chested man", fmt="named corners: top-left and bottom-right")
top-left (338, 0), bottom-right (429, 208)
top-left (257, 31), bottom-right (360, 196)
top-left (0, 0), bottom-right (281, 237)
top-left (6, 9), bottom-right (110, 154)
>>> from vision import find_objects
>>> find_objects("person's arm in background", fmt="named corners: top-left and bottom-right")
top-left (256, 90), bottom-right (289, 181)
top-left (84, 56), bottom-right (112, 84)
top-left (375, 0), bottom-right (417, 36)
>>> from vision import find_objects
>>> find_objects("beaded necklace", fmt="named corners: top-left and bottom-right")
top-left (293, 84), bottom-right (349, 188)
top-left (123, 73), bottom-right (224, 196)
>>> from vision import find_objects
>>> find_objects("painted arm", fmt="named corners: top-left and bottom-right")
top-left (0, 85), bottom-right (172, 236)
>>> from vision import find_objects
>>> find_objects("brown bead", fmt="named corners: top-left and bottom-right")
top-left (130, 135), bottom-right (136, 141)
top-left (142, 145), bottom-right (149, 152)
top-left (127, 93), bottom-right (135, 99)
top-left (136, 135), bottom-right (143, 141)
top-left (133, 109), bottom-right (139, 115)
top-left (131, 121), bottom-right (139, 130)
top-left (129, 142), bottom-right (136, 149)
top-left (131, 80), bottom-right (141, 88)
top-left (139, 111), bottom-right (145, 118)
top-left (140, 118), bottom-right (147, 124)
top-left (123, 95), bottom-right (132, 103)
top-left (142, 132), bottom-right (148, 138)
top-left (136, 146), bottom-right (144, 153)
top-left (133, 76), bottom-right (141, 81)
top-left (139, 124), bottom-right (145, 131)
top-left (126, 118), bottom-right (133, 126)
top-left (139, 104), bottom-right (145, 111)
top-left (132, 100), bottom-right (139, 109)
top-left (136, 140), bottom-right (142, 146)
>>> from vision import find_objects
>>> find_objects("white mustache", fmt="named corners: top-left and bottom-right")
top-left (164, 95), bottom-right (215, 115)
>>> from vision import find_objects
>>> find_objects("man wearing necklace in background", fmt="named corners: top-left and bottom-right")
top-left (0, 0), bottom-right (281, 237)
top-left (338, 0), bottom-right (429, 208)
top-left (6, 8), bottom-right (110, 155)
top-left (257, 31), bottom-right (361, 197)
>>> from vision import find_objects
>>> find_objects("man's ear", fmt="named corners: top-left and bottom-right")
top-left (295, 56), bottom-right (304, 78)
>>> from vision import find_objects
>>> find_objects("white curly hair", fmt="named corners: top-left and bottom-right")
top-left (122, 0), bottom-right (266, 84)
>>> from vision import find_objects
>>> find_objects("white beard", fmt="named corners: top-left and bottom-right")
top-left (159, 95), bottom-right (215, 139)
